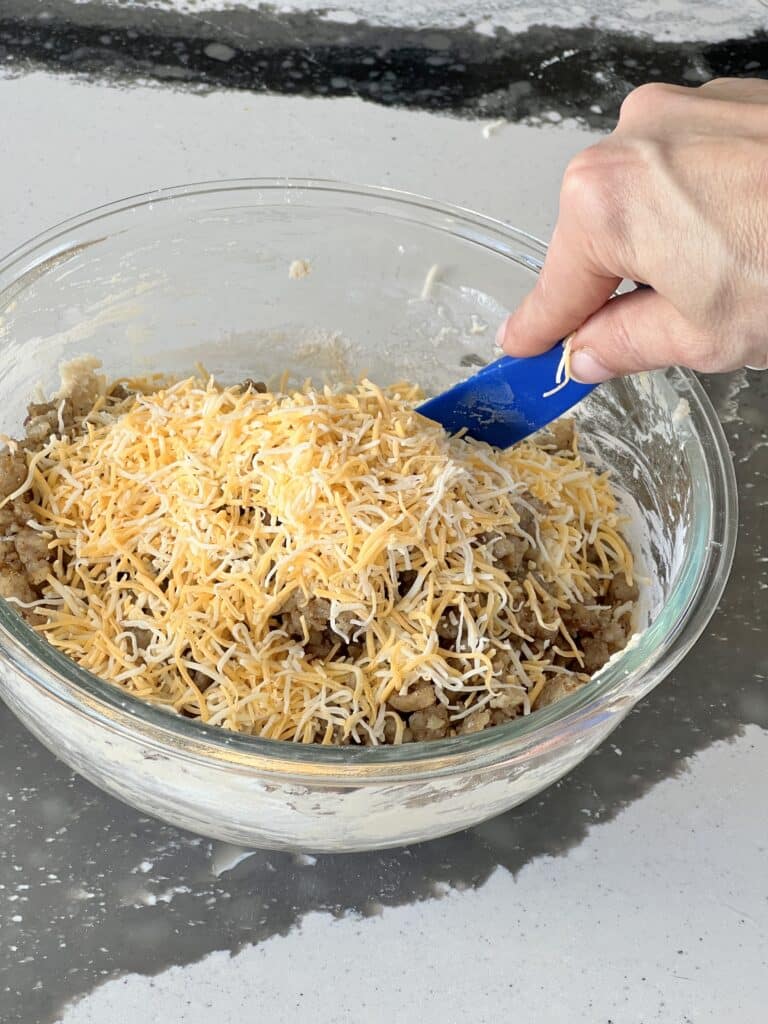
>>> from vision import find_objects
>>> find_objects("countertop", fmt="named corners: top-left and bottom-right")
top-left (0, 3), bottom-right (766, 1022)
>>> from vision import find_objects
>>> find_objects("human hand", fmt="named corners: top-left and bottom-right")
top-left (496, 78), bottom-right (768, 381)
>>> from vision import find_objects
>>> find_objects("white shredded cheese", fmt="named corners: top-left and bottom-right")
top-left (16, 374), bottom-right (635, 745)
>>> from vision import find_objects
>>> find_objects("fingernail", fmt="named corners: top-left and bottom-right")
top-left (495, 318), bottom-right (509, 349)
top-left (569, 348), bottom-right (614, 384)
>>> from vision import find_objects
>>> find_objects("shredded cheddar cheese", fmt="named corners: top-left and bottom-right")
top-left (6, 371), bottom-right (635, 745)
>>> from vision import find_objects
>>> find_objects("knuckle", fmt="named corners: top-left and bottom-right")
top-left (618, 82), bottom-right (677, 123)
top-left (699, 76), bottom-right (731, 92)
top-left (561, 146), bottom-right (611, 219)
top-left (607, 306), bottom-right (640, 365)
top-left (700, 76), bottom-right (768, 104)
top-left (560, 144), bottom-right (633, 266)
top-left (699, 76), bottom-right (751, 94)
top-left (561, 146), bottom-right (597, 192)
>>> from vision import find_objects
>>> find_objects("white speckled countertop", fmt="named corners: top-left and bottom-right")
top-left (0, 3), bottom-right (766, 1022)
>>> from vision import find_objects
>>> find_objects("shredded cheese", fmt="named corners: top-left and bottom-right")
top-left (542, 332), bottom-right (576, 399)
top-left (11, 372), bottom-right (635, 745)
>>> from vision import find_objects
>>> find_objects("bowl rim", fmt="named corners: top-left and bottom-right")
top-left (0, 177), bottom-right (739, 779)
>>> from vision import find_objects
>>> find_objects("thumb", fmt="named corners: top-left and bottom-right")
top-left (567, 287), bottom-right (713, 382)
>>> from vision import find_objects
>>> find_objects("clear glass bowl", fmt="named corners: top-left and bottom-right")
top-left (0, 180), bottom-right (737, 852)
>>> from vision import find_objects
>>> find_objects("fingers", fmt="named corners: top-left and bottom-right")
top-left (498, 76), bottom-right (768, 378)
top-left (495, 223), bottom-right (621, 357)
top-left (565, 287), bottom-right (727, 382)
top-left (698, 77), bottom-right (768, 104)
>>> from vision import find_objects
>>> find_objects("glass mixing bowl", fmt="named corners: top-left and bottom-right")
top-left (0, 180), bottom-right (737, 852)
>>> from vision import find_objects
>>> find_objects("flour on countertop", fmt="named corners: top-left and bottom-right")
top-left (482, 118), bottom-right (506, 139)
top-left (288, 258), bottom-right (312, 280)
top-left (210, 844), bottom-right (257, 878)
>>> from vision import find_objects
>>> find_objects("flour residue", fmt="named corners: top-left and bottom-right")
top-left (420, 263), bottom-right (441, 301)
top-left (210, 844), bottom-right (258, 878)
top-left (672, 398), bottom-right (690, 425)
top-left (482, 118), bottom-right (506, 139)
top-left (288, 258), bottom-right (312, 280)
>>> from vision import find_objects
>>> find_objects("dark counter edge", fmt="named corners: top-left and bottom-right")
top-left (0, 0), bottom-right (766, 124)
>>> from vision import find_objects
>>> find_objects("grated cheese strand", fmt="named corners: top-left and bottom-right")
top-left (18, 374), bottom-right (634, 745)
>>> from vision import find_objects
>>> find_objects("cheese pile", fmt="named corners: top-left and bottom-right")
top-left (9, 375), bottom-right (633, 744)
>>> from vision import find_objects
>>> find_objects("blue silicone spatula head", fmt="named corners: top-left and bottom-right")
top-left (416, 339), bottom-right (596, 448)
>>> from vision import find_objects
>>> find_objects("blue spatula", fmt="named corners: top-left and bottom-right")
top-left (416, 339), bottom-right (596, 448)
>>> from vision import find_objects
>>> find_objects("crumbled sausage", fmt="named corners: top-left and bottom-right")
top-left (0, 367), bottom-right (118, 619)
top-left (490, 709), bottom-right (514, 727)
top-left (333, 609), bottom-right (358, 639)
top-left (409, 703), bottom-right (450, 741)
top-left (602, 620), bottom-right (629, 648)
top-left (515, 605), bottom-right (558, 641)
top-left (516, 491), bottom-right (547, 537)
top-left (489, 689), bottom-right (525, 716)
top-left (125, 625), bottom-right (153, 652)
top-left (0, 559), bottom-right (36, 604)
top-left (304, 598), bottom-right (331, 629)
top-left (383, 715), bottom-right (403, 744)
top-left (382, 718), bottom-right (415, 744)
top-left (533, 675), bottom-right (570, 710)
top-left (563, 603), bottom-right (608, 635)
top-left (388, 683), bottom-right (436, 713)
top-left (436, 608), bottom-right (460, 642)
top-left (305, 628), bottom-right (336, 659)
top-left (23, 401), bottom-right (63, 445)
top-left (258, 507), bottom-right (278, 527)
top-left (12, 528), bottom-right (51, 586)
top-left (330, 725), bottom-right (352, 746)
top-left (190, 669), bottom-right (212, 692)
top-left (0, 451), bottom-right (28, 500)
top-left (609, 572), bottom-right (639, 605)
top-left (580, 637), bottom-right (611, 674)
top-left (65, 372), bottom-right (102, 420)
top-left (492, 533), bottom-right (529, 572)
top-left (397, 569), bottom-right (418, 598)
top-left (457, 708), bottom-right (491, 735)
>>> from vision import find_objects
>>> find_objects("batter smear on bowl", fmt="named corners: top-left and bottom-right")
top-left (0, 360), bottom-right (637, 745)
